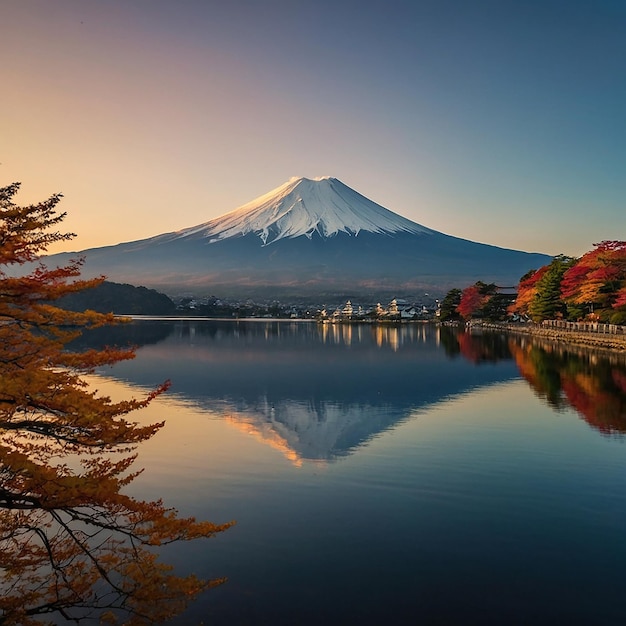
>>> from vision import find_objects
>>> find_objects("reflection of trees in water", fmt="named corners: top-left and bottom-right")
top-left (439, 327), bottom-right (513, 363)
top-left (508, 340), bottom-right (566, 409)
top-left (75, 319), bottom-right (446, 353)
top-left (441, 326), bottom-right (626, 435)
top-left (68, 320), bottom-right (174, 352)
top-left (508, 337), bottom-right (626, 435)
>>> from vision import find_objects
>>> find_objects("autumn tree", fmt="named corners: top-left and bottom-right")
top-left (456, 282), bottom-right (497, 321)
top-left (0, 183), bottom-right (233, 625)
top-left (508, 256), bottom-right (576, 322)
top-left (561, 241), bottom-right (626, 323)
top-left (508, 266), bottom-right (548, 319)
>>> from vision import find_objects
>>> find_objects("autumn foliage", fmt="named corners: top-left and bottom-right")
top-left (456, 282), bottom-right (497, 320)
top-left (508, 242), bottom-right (626, 323)
top-left (0, 184), bottom-right (232, 624)
top-left (510, 266), bottom-right (548, 319)
top-left (560, 241), bottom-right (626, 319)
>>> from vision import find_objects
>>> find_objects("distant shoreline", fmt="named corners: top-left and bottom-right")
top-left (124, 315), bottom-right (317, 322)
top-left (123, 315), bottom-right (626, 353)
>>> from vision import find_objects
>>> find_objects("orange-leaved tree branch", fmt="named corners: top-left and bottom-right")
top-left (0, 183), bottom-right (233, 625)
top-left (561, 241), bottom-right (626, 323)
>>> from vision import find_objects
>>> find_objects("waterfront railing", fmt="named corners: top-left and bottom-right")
top-left (541, 319), bottom-right (625, 336)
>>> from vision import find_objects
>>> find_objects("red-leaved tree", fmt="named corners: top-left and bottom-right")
top-left (456, 282), bottom-right (497, 320)
top-left (561, 241), bottom-right (626, 322)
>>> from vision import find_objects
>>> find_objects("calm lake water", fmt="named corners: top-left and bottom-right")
top-left (84, 320), bottom-right (626, 625)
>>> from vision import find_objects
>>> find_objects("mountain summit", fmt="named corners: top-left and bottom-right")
top-left (170, 176), bottom-right (434, 245)
top-left (42, 177), bottom-right (552, 300)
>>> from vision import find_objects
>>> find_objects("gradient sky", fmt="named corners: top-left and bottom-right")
top-left (2, 0), bottom-right (624, 257)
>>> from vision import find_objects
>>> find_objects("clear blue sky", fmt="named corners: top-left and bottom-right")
top-left (2, 0), bottom-right (624, 256)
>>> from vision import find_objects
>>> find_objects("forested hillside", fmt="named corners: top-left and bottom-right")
top-left (56, 281), bottom-right (176, 315)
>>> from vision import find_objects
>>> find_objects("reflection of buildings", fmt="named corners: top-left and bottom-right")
top-left (320, 321), bottom-right (363, 346)
top-left (319, 320), bottom-right (436, 350)
top-left (371, 324), bottom-right (430, 351)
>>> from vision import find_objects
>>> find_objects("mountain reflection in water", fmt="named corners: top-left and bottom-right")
top-left (80, 321), bottom-right (626, 464)
top-left (81, 321), bottom-right (517, 463)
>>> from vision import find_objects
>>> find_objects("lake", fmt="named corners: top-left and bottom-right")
top-left (83, 320), bottom-right (626, 625)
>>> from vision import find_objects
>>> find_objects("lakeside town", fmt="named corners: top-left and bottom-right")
top-left (172, 292), bottom-right (626, 352)
top-left (174, 294), bottom-right (439, 321)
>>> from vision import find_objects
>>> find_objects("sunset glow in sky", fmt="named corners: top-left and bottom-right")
top-left (2, 0), bottom-right (624, 256)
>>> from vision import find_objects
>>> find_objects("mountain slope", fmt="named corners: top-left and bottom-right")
top-left (160, 176), bottom-right (434, 245)
top-left (40, 177), bottom-right (552, 299)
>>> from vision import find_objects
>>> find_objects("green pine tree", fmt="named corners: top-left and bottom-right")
top-left (528, 255), bottom-right (575, 321)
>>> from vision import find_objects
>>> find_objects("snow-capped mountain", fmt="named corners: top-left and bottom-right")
top-left (168, 176), bottom-right (433, 245)
top-left (40, 177), bottom-right (552, 299)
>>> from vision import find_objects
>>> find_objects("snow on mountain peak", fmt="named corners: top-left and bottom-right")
top-left (174, 177), bottom-right (434, 245)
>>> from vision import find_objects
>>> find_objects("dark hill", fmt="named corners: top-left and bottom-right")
top-left (55, 281), bottom-right (176, 316)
